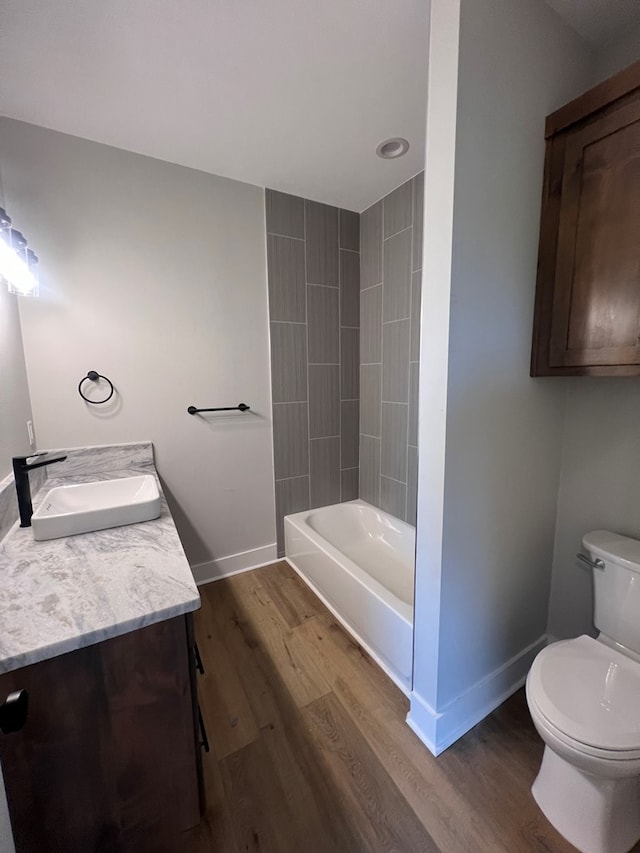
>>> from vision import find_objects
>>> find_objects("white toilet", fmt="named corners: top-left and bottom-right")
top-left (526, 530), bottom-right (640, 853)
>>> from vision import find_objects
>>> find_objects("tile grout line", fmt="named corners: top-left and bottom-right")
top-left (403, 180), bottom-right (415, 523)
top-left (411, 177), bottom-right (425, 519)
top-left (408, 175), bottom-right (424, 523)
top-left (363, 204), bottom-right (381, 505)
top-left (381, 473), bottom-right (408, 487)
top-left (383, 223), bottom-right (413, 242)
top-left (355, 223), bottom-right (361, 493)
top-left (379, 198), bottom-right (384, 510)
top-left (265, 194), bottom-right (281, 550)
top-left (304, 201), bottom-right (312, 512)
top-left (358, 214), bottom-right (363, 502)
top-left (267, 231), bottom-right (305, 242)
top-left (307, 282), bottom-right (339, 290)
top-left (382, 316), bottom-right (411, 326)
top-left (338, 210), bottom-right (343, 503)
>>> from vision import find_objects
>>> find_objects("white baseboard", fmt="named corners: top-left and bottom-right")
top-left (407, 633), bottom-right (549, 756)
top-left (192, 543), bottom-right (278, 586)
top-left (405, 692), bottom-right (440, 754)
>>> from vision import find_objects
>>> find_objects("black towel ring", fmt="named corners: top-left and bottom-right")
top-left (78, 371), bottom-right (115, 405)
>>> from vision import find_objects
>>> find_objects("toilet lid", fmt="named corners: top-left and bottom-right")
top-left (529, 635), bottom-right (640, 752)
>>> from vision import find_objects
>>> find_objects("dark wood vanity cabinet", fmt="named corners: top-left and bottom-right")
top-left (531, 61), bottom-right (640, 376)
top-left (0, 615), bottom-right (202, 853)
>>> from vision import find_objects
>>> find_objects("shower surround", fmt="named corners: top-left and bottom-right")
top-left (360, 174), bottom-right (423, 525)
top-left (266, 174), bottom-right (423, 553)
top-left (266, 190), bottom-right (360, 555)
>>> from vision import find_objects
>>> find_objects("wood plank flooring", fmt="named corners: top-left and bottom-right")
top-left (186, 561), bottom-right (638, 852)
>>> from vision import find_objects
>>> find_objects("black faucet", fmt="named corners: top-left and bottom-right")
top-left (12, 452), bottom-right (68, 528)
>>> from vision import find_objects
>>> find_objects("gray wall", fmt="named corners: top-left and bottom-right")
top-left (437, 0), bottom-right (592, 704)
top-left (546, 33), bottom-right (640, 643)
top-left (548, 381), bottom-right (640, 641)
top-left (593, 21), bottom-right (640, 83)
top-left (266, 190), bottom-right (360, 555)
top-left (435, 0), bottom-right (590, 706)
top-left (410, 0), bottom-right (592, 751)
top-left (359, 173), bottom-right (423, 525)
top-left (1, 118), bottom-right (277, 580)
top-left (0, 273), bottom-right (34, 479)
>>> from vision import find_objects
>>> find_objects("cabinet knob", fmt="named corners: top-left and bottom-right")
top-left (0, 689), bottom-right (29, 734)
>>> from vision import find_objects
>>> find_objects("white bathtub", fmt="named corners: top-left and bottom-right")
top-left (284, 499), bottom-right (415, 694)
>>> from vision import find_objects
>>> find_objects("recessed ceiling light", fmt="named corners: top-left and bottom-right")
top-left (376, 137), bottom-right (410, 159)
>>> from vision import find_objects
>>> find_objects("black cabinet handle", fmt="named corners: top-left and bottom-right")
top-left (194, 642), bottom-right (205, 676)
top-left (198, 706), bottom-right (210, 753)
top-left (0, 689), bottom-right (29, 734)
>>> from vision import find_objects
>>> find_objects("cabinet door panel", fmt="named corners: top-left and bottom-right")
top-left (100, 616), bottom-right (200, 849)
top-left (549, 95), bottom-right (640, 367)
top-left (0, 617), bottom-right (200, 853)
top-left (0, 645), bottom-right (122, 853)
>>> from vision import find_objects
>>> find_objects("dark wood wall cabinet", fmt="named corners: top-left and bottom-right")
top-left (0, 615), bottom-right (203, 853)
top-left (531, 61), bottom-right (640, 376)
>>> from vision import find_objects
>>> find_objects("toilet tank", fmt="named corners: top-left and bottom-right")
top-left (583, 530), bottom-right (640, 654)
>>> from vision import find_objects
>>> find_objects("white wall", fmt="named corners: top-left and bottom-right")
top-left (0, 119), bottom-right (276, 576)
top-left (0, 159), bottom-right (28, 853)
top-left (408, 0), bottom-right (459, 743)
top-left (0, 275), bottom-right (34, 479)
top-left (593, 20), bottom-right (640, 84)
top-left (410, 0), bottom-right (593, 753)
top-left (548, 382), bottom-right (640, 640)
top-left (545, 26), bottom-right (640, 642)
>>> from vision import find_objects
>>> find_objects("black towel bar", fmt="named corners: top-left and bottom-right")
top-left (187, 403), bottom-right (250, 415)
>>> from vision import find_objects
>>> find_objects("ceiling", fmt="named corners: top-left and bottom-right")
top-left (1, 1), bottom-right (636, 212)
top-left (0, 0), bottom-right (430, 212)
top-left (543, 0), bottom-right (640, 47)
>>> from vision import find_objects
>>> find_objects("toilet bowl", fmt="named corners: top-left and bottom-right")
top-left (526, 531), bottom-right (640, 853)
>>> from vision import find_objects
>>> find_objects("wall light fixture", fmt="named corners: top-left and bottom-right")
top-left (0, 207), bottom-right (39, 297)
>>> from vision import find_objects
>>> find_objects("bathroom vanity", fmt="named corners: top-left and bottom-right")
top-left (0, 443), bottom-right (202, 853)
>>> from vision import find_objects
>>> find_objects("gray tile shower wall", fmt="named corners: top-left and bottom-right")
top-left (266, 190), bottom-right (360, 556)
top-left (360, 173), bottom-right (423, 526)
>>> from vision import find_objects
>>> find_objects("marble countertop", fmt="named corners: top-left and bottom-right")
top-left (0, 442), bottom-right (200, 675)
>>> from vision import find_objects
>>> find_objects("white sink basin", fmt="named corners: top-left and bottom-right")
top-left (31, 475), bottom-right (162, 541)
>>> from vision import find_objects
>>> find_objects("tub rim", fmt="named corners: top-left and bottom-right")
top-left (284, 499), bottom-right (414, 622)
